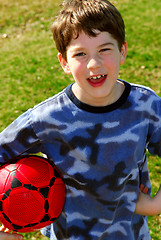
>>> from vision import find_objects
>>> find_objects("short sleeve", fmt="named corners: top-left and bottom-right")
top-left (147, 94), bottom-right (161, 157)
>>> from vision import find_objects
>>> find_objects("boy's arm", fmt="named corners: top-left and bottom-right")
top-left (0, 232), bottom-right (23, 240)
top-left (135, 186), bottom-right (161, 216)
top-left (0, 224), bottom-right (23, 239)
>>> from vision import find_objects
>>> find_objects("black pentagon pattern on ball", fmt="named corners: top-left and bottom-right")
top-left (2, 213), bottom-right (12, 224)
top-left (24, 184), bottom-right (38, 191)
top-left (11, 178), bottom-right (23, 188)
top-left (54, 169), bottom-right (61, 178)
top-left (0, 164), bottom-right (60, 231)
top-left (44, 199), bottom-right (49, 213)
top-left (0, 201), bottom-right (2, 211)
top-left (39, 187), bottom-right (50, 199)
top-left (2, 189), bottom-right (11, 201)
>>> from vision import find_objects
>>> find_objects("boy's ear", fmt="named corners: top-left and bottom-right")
top-left (58, 53), bottom-right (71, 74)
top-left (120, 41), bottom-right (127, 65)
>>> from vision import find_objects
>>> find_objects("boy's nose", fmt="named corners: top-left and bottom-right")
top-left (87, 56), bottom-right (101, 70)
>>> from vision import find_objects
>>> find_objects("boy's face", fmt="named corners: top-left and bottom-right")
top-left (58, 31), bottom-right (127, 106)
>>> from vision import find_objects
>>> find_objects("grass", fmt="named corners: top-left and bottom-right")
top-left (0, 0), bottom-right (161, 239)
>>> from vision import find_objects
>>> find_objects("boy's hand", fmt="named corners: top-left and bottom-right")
top-left (0, 224), bottom-right (23, 240)
top-left (135, 185), bottom-right (161, 216)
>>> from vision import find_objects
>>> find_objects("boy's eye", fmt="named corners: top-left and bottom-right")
top-left (100, 48), bottom-right (111, 52)
top-left (74, 52), bottom-right (85, 57)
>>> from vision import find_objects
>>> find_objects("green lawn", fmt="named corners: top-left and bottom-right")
top-left (0, 0), bottom-right (160, 239)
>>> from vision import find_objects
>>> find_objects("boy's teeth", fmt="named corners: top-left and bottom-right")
top-left (89, 75), bottom-right (105, 80)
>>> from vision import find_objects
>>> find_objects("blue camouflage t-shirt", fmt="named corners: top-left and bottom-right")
top-left (0, 80), bottom-right (161, 239)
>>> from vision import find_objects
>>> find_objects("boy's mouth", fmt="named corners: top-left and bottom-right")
top-left (88, 74), bottom-right (107, 87)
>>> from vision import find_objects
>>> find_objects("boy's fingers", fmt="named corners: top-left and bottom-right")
top-left (142, 186), bottom-right (148, 194)
top-left (139, 184), bottom-right (148, 194)
top-left (0, 231), bottom-right (23, 239)
top-left (139, 184), bottom-right (144, 192)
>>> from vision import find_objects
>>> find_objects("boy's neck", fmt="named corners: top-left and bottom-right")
top-left (71, 80), bottom-right (125, 107)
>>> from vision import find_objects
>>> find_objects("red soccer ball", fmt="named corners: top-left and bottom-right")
top-left (0, 155), bottom-right (65, 232)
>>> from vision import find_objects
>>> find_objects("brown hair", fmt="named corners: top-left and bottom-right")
top-left (52, 0), bottom-right (125, 60)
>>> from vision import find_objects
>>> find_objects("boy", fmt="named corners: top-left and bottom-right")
top-left (0, 0), bottom-right (161, 239)
top-left (0, 227), bottom-right (23, 240)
